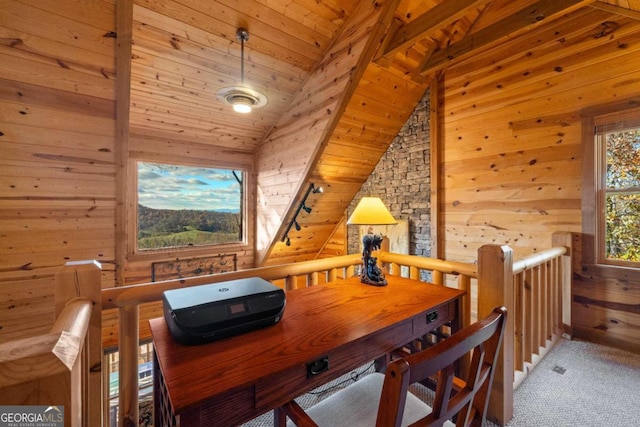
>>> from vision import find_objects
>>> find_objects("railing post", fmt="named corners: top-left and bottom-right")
top-left (552, 231), bottom-right (574, 337)
top-left (119, 304), bottom-right (139, 427)
top-left (55, 260), bottom-right (103, 427)
top-left (478, 245), bottom-right (514, 426)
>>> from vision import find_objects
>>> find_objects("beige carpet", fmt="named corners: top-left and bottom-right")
top-left (497, 338), bottom-right (640, 427)
top-left (242, 338), bottom-right (640, 427)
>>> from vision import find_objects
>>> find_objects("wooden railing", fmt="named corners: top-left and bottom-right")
top-left (475, 232), bottom-right (574, 425)
top-left (0, 260), bottom-right (102, 427)
top-left (42, 232), bottom-right (572, 427)
top-left (102, 253), bottom-right (363, 426)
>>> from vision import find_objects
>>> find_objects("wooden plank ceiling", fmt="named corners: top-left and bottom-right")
top-left (127, 0), bottom-right (637, 265)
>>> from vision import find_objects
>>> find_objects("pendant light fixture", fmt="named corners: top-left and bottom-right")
top-left (216, 28), bottom-right (268, 114)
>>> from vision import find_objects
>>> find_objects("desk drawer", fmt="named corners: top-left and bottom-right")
top-left (413, 300), bottom-right (456, 337)
top-left (255, 318), bottom-right (416, 410)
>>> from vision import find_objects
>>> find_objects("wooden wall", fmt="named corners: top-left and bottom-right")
top-left (0, 1), bottom-right (258, 346)
top-left (439, 7), bottom-right (640, 352)
top-left (0, 0), bottom-right (118, 342)
top-left (3, 1), bottom-right (639, 356)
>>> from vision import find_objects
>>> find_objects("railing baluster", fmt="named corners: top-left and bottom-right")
top-left (532, 265), bottom-right (541, 355)
top-left (119, 304), bottom-right (139, 427)
top-left (348, 265), bottom-right (356, 278)
top-left (410, 265), bottom-right (419, 280)
top-left (514, 272), bottom-right (524, 372)
top-left (388, 262), bottom-right (397, 276)
top-left (524, 268), bottom-right (533, 364)
top-left (432, 269), bottom-right (443, 285)
top-left (538, 262), bottom-right (549, 348)
top-left (546, 260), bottom-right (553, 340)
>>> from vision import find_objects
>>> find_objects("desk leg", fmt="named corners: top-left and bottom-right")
top-left (451, 298), bottom-right (466, 380)
top-left (374, 353), bottom-right (391, 373)
top-left (274, 407), bottom-right (286, 427)
top-left (451, 297), bottom-right (462, 335)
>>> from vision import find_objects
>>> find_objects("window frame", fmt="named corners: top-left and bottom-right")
top-left (583, 105), bottom-right (640, 269)
top-left (127, 157), bottom-right (251, 260)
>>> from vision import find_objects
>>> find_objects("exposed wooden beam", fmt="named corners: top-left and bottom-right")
top-left (590, 1), bottom-right (640, 20)
top-left (419, 0), bottom-right (597, 76)
top-left (374, 17), bottom-right (403, 67)
top-left (376, 0), bottom-right (491, 63)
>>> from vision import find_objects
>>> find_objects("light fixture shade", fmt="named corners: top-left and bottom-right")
top-left (347, 197), bottom-right (396, 225)
top-left (232, 96), bottom-right (254, 113)
top-left (217, 86), bottom-right (267, 113)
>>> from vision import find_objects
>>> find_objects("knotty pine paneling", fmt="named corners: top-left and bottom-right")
top-left (132, 7), bottom-right (306, 94)
top-left (573, 266), bottom-right (640, 353)
top-left (255, 0), bottom-right (399, 265)
top-left (128, 134), bottom-right (255, 165)
top-left (123, 241), bottom-right (255, 285)
top-left (259, 56), bottom-right (430, 265)
top-left (440, 9), bottom-right (640, 352)
top-left (317, 217), bottom-right (347, 259)
top-left (0, 0), bottom-right (118, 343)
top-left (127, 0), bottom-right (360, 154)
top-left (136, 0), bottom-right (329, 69)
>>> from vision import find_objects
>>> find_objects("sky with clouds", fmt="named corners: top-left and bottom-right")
top-left (138, 162), bottom-right (242, 212)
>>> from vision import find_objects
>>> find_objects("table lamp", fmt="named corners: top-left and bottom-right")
top-left (347, 197), bottom-right (397, 286)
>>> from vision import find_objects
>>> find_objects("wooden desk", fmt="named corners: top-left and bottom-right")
top-left (151, 276), bottom-right (465, 426)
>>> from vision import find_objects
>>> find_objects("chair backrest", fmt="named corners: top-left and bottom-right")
top-left (377, 306), bottom-right (507, 427)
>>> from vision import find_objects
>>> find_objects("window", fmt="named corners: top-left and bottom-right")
top-left (592, 110), bottom-right (640, 266)
top-left (136, 161), bottom-right (245, 252)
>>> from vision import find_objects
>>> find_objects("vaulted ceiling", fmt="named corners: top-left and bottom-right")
top-left (126, 0), bottom-right (639, 266)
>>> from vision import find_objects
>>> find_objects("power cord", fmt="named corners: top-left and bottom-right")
top-left (305, 362), bottom-right (376, 397)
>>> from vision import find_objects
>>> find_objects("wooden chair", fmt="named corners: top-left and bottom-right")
top-left (276, 306), bottom-right (507, 427)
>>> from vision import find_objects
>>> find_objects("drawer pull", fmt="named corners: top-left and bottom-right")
top-left (426, 310), bottom-right (438, 324)
top-left (307, 356), bottom-right (329, 377)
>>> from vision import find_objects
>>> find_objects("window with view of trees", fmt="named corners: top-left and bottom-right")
top-left (137, 162), bottom-right (244, 251)
top-left (595, 115), bottom-right (640, 266)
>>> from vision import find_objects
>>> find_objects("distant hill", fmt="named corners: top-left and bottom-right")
top-left (138, 205), bottom-right (240, 246)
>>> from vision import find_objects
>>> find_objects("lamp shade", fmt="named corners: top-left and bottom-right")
top-left (347, 197), bottom-right (397, 225)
